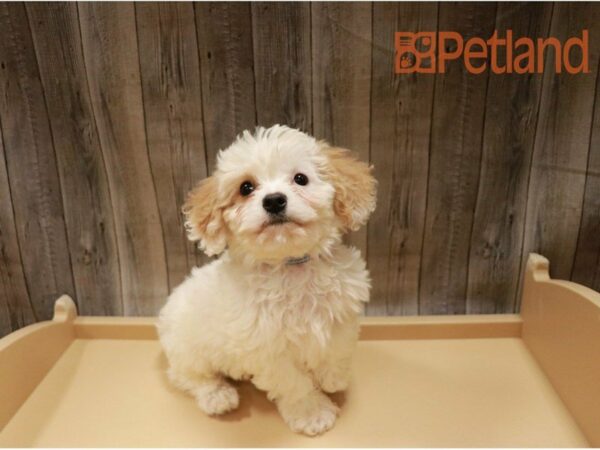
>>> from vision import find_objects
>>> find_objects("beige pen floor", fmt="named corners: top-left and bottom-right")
top-left (0, 337), bottom-right (586, 447)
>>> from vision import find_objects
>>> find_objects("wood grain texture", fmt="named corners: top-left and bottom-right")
top-left (367, 2), bottom-right (437, 315)
top-left (1, 3), bottom-right (600, 334)
top-left (0, 2), bottom-right (76, 321)
top-left (419, 3), bottom-right (497, 315)
top-left (78, 2), bottom-right (168, 315)
top-left (252, 2), bottom-right (312, 132)
top-left (466, 3), bottom-right (552, 314)
top-left (26, 2), bottom-right (122, 316)
top-left (571, 58), bottom-right (600, 292)
top-left (136, 3), bottom-right (209, 289)
top-left (0, 116), bottom-right (35, 337)
top-left (195, 2), bottom-right (256, 172)
top-left (519, 2), bottom-right (600, 308)
top-left (311, 3), bottom-right (372, 258)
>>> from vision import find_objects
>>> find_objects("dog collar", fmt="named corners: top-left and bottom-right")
top-left (285, 254), bottom-right (311, 266)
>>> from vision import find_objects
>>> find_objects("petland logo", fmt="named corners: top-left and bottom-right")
top-left (395, 30), bottom-right (590, 74)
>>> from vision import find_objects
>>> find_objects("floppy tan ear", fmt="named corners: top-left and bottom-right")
top-left (182, 176), bottom-right (227, 256)
top-left (322, 145), bottom-right (377, 231)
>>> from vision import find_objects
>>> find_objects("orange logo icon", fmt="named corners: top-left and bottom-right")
top-left (395, 32), bottom-right (437, 74)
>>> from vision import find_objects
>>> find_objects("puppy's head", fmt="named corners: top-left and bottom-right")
top-left (183, 125), bottom-right (376, 262)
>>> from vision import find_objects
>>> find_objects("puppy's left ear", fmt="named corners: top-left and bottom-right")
top-left (321, 145), bottom-right (377, 231)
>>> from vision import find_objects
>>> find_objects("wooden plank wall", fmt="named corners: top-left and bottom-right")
top-left (0, 2), bottom-right (599, 336)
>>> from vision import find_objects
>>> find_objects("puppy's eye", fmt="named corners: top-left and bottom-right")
top-left (240, 181), bottom-right (254, 196)
top-left (294, 173), bottom-right (309, 186)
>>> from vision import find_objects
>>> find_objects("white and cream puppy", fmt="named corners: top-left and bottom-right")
top-left (158, 125), bottom-right (376, 436)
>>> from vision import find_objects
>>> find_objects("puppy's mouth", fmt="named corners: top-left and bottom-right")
top-left (268, 215), bottom-right (290, 225)
top-left (261, 214), bottom-right (301, 231)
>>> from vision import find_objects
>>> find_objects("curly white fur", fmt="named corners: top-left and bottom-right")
top-left (158, 125), bottom-right (376, 436)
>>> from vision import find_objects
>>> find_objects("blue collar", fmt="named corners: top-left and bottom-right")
top-left (285, 254), bottom-right (311, 266)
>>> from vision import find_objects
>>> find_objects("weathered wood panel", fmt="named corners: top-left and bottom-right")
top-left (419, 3), bottom-right (497, 314)
top-left (252, 2), bottom-right (312, 132)
top-left (195, 2), bottom-right (256, 172)
top-left (0, 2), bottom-right (600, 336)
top-left (78, 2), bottom-right (168, 315)
top-left (312, 3), bottom-right (372, 259)
top-left (0, 2), bottom-right (76, 320)
top-left (26, 2), bottom-right (122, 316)
top-left (136, 3), bottom-right (209, 289)
top-left (367, 2), bottom-right (437, 315)
top-left (466, 3), bottom-right (552, 314)
top-left (0, 116), bottom-right (35, 336)
top-left (518, 2), bottom-right (600, 308)
top-left (572, 59), bottom-right (600, 292)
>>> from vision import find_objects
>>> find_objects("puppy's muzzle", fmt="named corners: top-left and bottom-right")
top-left (263, 192), bottom-right (287, 215)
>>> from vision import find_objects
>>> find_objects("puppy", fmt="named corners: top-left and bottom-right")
top-left (158, 125), bottom-right (376, 436)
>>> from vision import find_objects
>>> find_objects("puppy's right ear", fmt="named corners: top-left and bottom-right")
top-left (182, 176), bottom-right (227, 256)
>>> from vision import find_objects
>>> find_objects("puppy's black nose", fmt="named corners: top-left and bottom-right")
top-left (263, 193), bottom-right (287, 215)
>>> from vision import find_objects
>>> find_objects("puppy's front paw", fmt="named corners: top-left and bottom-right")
top-left (316, 367), bottom-right (350, 394)
top-left (278, 391), bottom-right (339, 436)
top-left (194, 381), bottom-right (239, 416)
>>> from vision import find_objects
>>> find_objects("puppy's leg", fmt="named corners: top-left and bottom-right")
top-left (314, 319), bottom-right (359, 394)
top-left (192, 377), bottom-right (239, 416)
top-left (252, 357), bottom-right (339, 436)
top-left (167, 365), bottom-right (239, 416)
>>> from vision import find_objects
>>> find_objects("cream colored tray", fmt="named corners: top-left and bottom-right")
top-left (1, 254), bottom-right (599, 447)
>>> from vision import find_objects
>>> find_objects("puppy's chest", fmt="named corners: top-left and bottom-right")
top-left (246, 263), bottom-right (363, 344)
